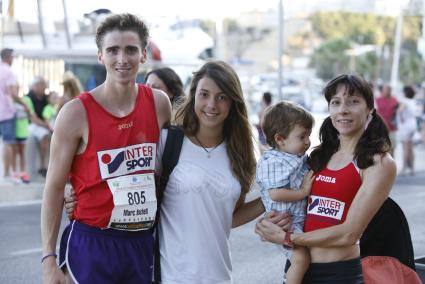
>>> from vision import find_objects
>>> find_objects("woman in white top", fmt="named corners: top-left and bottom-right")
top-left (157, 60), bottom-right (266, 283)
top-left (397, 85), bottom-right (417, 176)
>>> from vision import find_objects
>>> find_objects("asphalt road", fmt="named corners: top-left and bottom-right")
top-left (0, 172), bottom-right (424, 284)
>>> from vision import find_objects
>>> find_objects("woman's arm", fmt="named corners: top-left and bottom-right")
top-left (257, 154), bottom-right (396, 247)
top-left (232, 194), bottom-right (264, 228)
top-left (232, 196), bottom-right (294, 229)
top-left (64, 188), bottom-right (77, 219)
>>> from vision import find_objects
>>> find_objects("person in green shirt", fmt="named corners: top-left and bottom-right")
top-left (21, 89), bottom-right (54, 179)
top-left (42, 91), bottom-right (59, 131)
top-left (13, 96), bottom-right (34, 183)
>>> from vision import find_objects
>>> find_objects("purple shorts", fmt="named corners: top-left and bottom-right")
top-left (59, 220), bottom-right (154, 284)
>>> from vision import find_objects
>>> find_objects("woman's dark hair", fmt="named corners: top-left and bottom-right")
top-left (309, 74), bottom-right (391, 172)
top-left (145, 67), bottom-right (185, 105)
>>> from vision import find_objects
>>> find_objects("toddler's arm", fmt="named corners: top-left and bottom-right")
top-left (269, 171), bottom-right (314, 202)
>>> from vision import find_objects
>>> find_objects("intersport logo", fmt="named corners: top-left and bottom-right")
top-left (307, 195), bottom-right (345, 221)
top-left (97, 143), bottom-right (156, 179)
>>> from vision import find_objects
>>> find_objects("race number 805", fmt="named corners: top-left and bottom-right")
top-left (127, 191), bottom-right (146, 205)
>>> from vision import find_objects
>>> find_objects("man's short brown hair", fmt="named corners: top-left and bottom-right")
top-left (262, 101), bottom-right (314, 148)
top-left (95, 13), bottom-right (149, 50)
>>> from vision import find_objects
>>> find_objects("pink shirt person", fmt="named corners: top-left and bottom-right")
top-left (0, 61), bottom-right (18, 121)
top-left (375, 86), bottom-right (398, 131)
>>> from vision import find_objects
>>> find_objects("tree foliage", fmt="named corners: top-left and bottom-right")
top-left (310, 39), bottom-right (350, 80)
top-left (309, 11), bottom-right (423, 83)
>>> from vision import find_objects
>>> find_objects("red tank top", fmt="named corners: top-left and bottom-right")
top-left (70, 85), bottom-right (159, 228)
top-left (304, 162), bottom-right (362, 232)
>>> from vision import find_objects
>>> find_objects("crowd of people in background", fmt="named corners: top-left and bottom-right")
top-left (0, 48), bottom-right (84, 184)
top-left (374, 83), bottom-right (425, 176)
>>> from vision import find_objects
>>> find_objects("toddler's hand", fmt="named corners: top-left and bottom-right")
top-left (301, 170), bottom-right (315, 197)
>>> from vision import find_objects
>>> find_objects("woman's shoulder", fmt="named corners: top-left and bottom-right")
top-left (365, 153), bottom-right (396, 175)
top-left (375, 152), bottom-right (396, 166)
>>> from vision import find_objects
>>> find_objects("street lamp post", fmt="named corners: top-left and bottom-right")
top-left (390, 7), bottom-right (403, 90)
top-left (278, 0), bottom-right (284, 101)
top-left (36, 0), bottom-right (47, 48)
top-left (62, 0), bottom-right (72, 49)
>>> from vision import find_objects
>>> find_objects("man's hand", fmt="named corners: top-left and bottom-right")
top-left (42, 257), bottom-right (65, 284)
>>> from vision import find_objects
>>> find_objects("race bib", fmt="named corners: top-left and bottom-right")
top-left (307, 195), bottom-right (345, 221)
top-left (107, 173), bottom-right (157, 231)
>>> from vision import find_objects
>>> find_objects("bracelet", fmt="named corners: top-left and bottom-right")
top-left (283, 231), bottom-right (294, 248)
top-left (41, 252), bottom-right (57, 263)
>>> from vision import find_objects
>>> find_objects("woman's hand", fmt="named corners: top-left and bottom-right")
top-left (265, 211), bottom-right (292, 230)
top-left (255, 218), bottom-right (286, 244)
top-left (64, 187), bottom-right (77, 220)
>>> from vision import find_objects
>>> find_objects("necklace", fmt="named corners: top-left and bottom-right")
top-left (194, 136), bottom-right (222, 158)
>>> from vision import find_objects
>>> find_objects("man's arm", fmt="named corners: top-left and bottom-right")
top-left (22, 96), bottom-right (51, 129)
top-left (31, 115), bottom-right (51, 129)
top-left (8, 84), bottom-right (30, 113)
top-left (40, 100), bottom-right (86, 283)
top-left (152, 88), bottom-right (172, 129)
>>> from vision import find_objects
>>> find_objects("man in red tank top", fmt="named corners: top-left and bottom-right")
top-left (375, 85), bottom-right (398, 156)
top-left (40, 14), bottom-right (171, 284)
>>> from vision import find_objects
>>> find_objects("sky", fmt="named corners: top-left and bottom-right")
top-left (7, 0), bottom-right (280, 22)
top-left (3, 0), bottom-right (410, 27)
top-left (2, 0), bottom-right (410, 43)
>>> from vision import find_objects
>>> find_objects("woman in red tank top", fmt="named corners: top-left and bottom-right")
top-left (256, 74), bottom-right (397, 283)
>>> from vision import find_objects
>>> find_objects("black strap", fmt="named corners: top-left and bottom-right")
top-left (157, 126), bottom-right (184, 205)
top-left (153, 125), bottom-right (184, 283)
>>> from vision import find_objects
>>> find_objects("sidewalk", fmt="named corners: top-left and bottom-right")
top-left (0, 174), bottom-right (45, 205)
top-left (0, 136), bottom-right (47, 204)
top-left (0, 141), bottom-right (424, 205)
